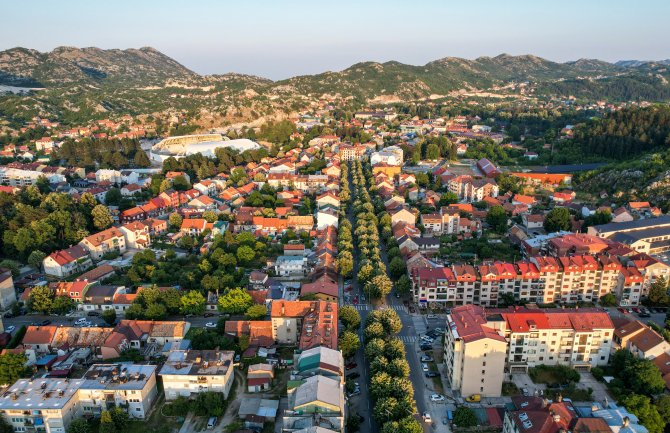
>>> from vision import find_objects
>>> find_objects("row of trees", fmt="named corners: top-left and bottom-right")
top-left (363, 309), bottom-right (422, 433)
top-left (335, 163), bottom-right (354, 278)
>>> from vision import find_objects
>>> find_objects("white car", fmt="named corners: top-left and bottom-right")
top-left (5, 325), bottom-right (15, 333)
top-left (204, 322), bottom-right (217, 328)
top-left (420, 355), bottom-right (434, 362)
top-left (430, 394), bottom-right (445, 402)
top-left (420, 335), bottom-right (434, 342)
top-left (75, 318), bottom-right (87, 325)
top-left (422, 363), bottom-right (429, 372)
top-left (422, 412), bottom-right (432, 423)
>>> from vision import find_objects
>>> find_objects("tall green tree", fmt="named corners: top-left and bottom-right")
top-left (0, 353), bottom-right (28, 385)
top-left (91, 204), bottom-right (114, 230)
top-left (180, 290), bottom-right (206, 315)
top-left (218, 288), bottom-right (253, 314)
top-left (544, 207), bottom-right (571, 233)
top-left (486, 205), bottom-right (508, 233)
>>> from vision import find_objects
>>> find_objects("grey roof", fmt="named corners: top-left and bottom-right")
top-left (610, 225), bottom-right (670, 244)
top-left (594, 215), bottom-right (670, 235)
top-left (292, 375), bottom-right (343, 411)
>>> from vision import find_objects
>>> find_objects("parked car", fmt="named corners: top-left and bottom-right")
top-left (5, 325), bottom-right (15, 333)
top-left (632, 307), bottom-right (641, 313)
top-left (207, 417), bottom-right (217, 429)
top-left (427, 314), bottom-right (438, 319)
top-left (87, 311), bottom-right (100, 317)
top-left (75, 318), bottom-right (87, 325)
top-left (522, 388), bottom-right (530, 396)
top-left (348, 389), bottom-right (361, 398)
top-left (430, 394), bottom-right (445, 402)
top-left (39, 320), bottom-right (51, 326)
top-left (420, 344), bottom-right (433, 351)
top-left (204, 322), bottom-right (217, 328)
top-left (425, 371), bottom-right (439, 378)
top-left (617, 307), bottom-right (627, 314)
top-left (345, 362), bottom-right (358, 370)
top-left (420, 355), bottom-right (434, 362)
top-left (466, 394), bottom-right (481, 402)
top-left (433, 327), bottom-right (445, 335)
top-left (203, 312), bottom-right (216, 317)
top-left (422, 363), bottom-right (429, 372)
top-left (347, 372), bottom-right (360, 379)
top-left (422, 412), bottom-right (432, 423)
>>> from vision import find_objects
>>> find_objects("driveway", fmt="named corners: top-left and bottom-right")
top-left (511, 373), bottom-right (543, 397)
top-left (577, 372), bottom-right (610, 403)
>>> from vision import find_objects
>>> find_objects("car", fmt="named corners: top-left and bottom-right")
top-left (203, 312), bottom-right (216, 318)
top-left (345, 362), bottom-right (358, 370)
top-left (420, 355), bottom-right (434, 362)
top-left (39, 320), bottom-right (51, 326)
top-left (638, 312), bottom-right (651, 318)
top-left (430, 394), bottom-right (445, 402)
top-left (425, 371), bottom-right (439, 378)
top-left (395, 293), bottom-right (400, 298)
top-left (422, 363), bottom-right (429, 372)
top-left (204, 322), bottom-right (217, 328)
top-left (421, 336), bottom-right (434, 344)
top-left (522, 388), bottom-right (530, 396)
top-left (207, 416), bottom-right (218, 429)
top-left (632, 307), bottom-right (641, 313)
top-left (360, 294), bottom-right (366, 302)
top-left (433, 327), bottom-right (445, 335)
top-left (466, 394), bottom-right (481, 402)
top-left (442, 417), bottom-right (449, 425)
top-left (5, 325), bottom-right (15, 333)
top-left (617, 307), bottom-right (627, 314)
top-left (347, 372), bottom-right (360, 379)
top-left (348, 389), bottom-right (361, 398)
top-left (420, 344), bottom-right (433, 351)
top-left (3, 312), bottom-right (13, 318)
top-left (427, 314), bottom-right (438, 319)
top-left (422, 412), bottom-right (432, 423)
top-left (86, 311), bottom-right (100, 317)
top-left (75, 318), bottom-right (87, 324)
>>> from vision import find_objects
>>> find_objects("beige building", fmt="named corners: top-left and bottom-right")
top-left (79, 227), bottom-right (126, 260)
top-left (120, 221), bottom-right (151, 250)
top-left (444, 306), bottom-right (614, 397)
top-left (613, 319), bottom-right (670, 359)
top-left (283, 375), bottom-right (345, 432)
top-left (0, 268), bottom-right (17, 310)
top-left (0, 364), bottom-right (158, 433)
top-left (159, 350), bottom-right (235, 399)
top-left (443, 305), bottom-right (508, 397)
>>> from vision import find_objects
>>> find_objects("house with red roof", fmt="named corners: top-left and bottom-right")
top-left (43, 245), bottom-right (93, 278)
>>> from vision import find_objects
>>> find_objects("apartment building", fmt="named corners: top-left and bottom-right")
top-left (411, 254), bottom-right (633, 307)
top-left (588, 215), bottom-right (670, 254)
top-left (120, 221), bottom-right (151, 250)
top-left (0, 167), bottom-right (66, 186)
top-left (79, 227), bottom-right (126, 260)
top-left (338, 144), bottom-right (366, 161)
top-left (443, 306), bottom-right (614, 397)
top-left (448, 175), bottom-right (499, 202)
top-left (0, 364), bottom-right (157, 433)
top-left (159, 350), bottom-right (235, 399)
top-left (443, 305), bottom-right (508, 397)
top-left (270, 300), bottom-right (338, 351)
top-left (420, 208), bottom-right (460, 235)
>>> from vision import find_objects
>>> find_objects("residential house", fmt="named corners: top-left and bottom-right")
top-left (43, 245), bottom-right (93, 278)
top-left (120, 221), bottom-right (151, 249)
top-left (283, 375), bottom-right (345, 433)
top-left (79, 227), bottom-right (126, 260)
top-left (160, 350), bottom-right (235, 399)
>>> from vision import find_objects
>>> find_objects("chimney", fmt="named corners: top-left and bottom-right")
top-left (553, 414), bottom-right (561, 423)
top-left (542, 398), bottom-right (549, 408)
top-left (622, 417), bottom-right (629, 428)
top-left (556, 393), bottom-right (563, 402)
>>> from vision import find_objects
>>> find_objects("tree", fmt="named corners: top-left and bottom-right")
top-left (364, 338), bottom-right (386, 360)
top-left (365, 274), bottom-right (392, 299)
top-left (647, 276), bottom-right (669, 305)
top-left (236, 245), bottom-right (256, 264)
top-left (172, 175), bottom-right (191, 191)
top-left (425, 143), bottom-right (440, 160)
top-left (202, 210), bottom-right (218, 223)
top-left (655, 394), bottom-right (670, 423)
top-left (105, 188), bottom-right (122, 206)
top-left (102, 309), bottom-right (117, 325)
top-left (28, 285), bottom-right (53, 314)
top-left (389, 256), bottom-right (407, 279)
top-left (179, 290), bottom-right (206, 315)
top-left (67, 418), bottom-right (90, 433)
top-left (91, 204), bottom-right (114, 230)
top-left (108, 407), bottom-right (129, 430)
top-left (52, 295), bottom-right (75, 315)
top-left (380, 417), bottom-right (423, 433)
top-left (439, 192), bottom-right (459, 206)
top-left (177, 235), bottom-right (195, 250)
top-left (364, 322), bottom-right (386, 342)
top-left (169, 212), bottom-right (183, 229)
top-left (27, 250), bottom-right (46, 270)
top-left (133, 150), bottom-right (151, 167)
top-left (145, 302), bottom-right (167, 320)
top-left (378, 309), bottom-right (403, 335)
top-left (395, 274), bottom-right (412, 296)
top-left (486, 205), bottom-right (508, 233)
top-left (621, 394), bottom-right (665, 433)
top-left (599, 293), bottom-right (617, 307)
top-left (245, 304), bottom-right (268, 320)
top-left (339, 306), bottom-right (361, 331)
top-left (0, 353), bottom-right (27, 385)
top-left (454, 406), bottom-right (478, 427)
top-left (544, 207), bottom-right (571, 233)
top-left (99, 411), bottom-right (115, 433)
top-left (357, 263), bottom-right (374, 286)
top-left (369, 371), bottom-right (394, 400)
top-left (218, 288), bottom-right (253, 314)
top-left (387, 358), bottom-right (411, 378)
top-left (339, 331), bottom-right (360, 358)
top-left (336, 251), bottom-right (353, 277)
top-left (628, 359), bottom-right (666, 395)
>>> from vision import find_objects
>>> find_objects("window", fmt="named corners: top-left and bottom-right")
top-left (136, 407), bottom-right (142, 412)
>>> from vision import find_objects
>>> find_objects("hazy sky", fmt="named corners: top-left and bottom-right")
top-left (2, 0), bottom-right (668, 80)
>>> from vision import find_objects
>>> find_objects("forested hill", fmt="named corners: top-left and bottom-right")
top-left (570, 106), bottom-right (670, 160)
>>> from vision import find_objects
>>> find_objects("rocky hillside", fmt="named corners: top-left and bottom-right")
top-left (0, 46), bottom-right (197, 87)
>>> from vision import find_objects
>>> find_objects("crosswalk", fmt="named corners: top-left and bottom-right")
top-left (352, 304), bottom-right (408, 313)
top-left (399, 335), bottom-right (418, 343)
top-left (389, 305), bottom-right (409, 313)
top-left (353, 304), bottom-right (371, 311)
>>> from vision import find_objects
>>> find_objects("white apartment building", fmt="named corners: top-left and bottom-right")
top-left (159, 350), bottom-right (236, 400)
top-left (0, 364), bottom-right (158, 433)
top-left (0, 167), bottom-right (66, 187)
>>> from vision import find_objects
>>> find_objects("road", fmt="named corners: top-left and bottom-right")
top-left (3, 312), bottom-right (222, 330)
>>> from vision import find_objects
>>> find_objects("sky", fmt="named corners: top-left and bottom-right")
top-left (1, 0), bottom-right (669, 80)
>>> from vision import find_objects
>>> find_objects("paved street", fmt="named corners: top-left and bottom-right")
top-left (3, 312), bottom-right (221, 330)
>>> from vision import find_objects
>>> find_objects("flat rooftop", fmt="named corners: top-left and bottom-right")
top-left (160, 350), bottom-right (234, 376)
top-left (81, 363), bottom-right (156, 390)
top-left (0, 378), bottom-right (83, 410)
